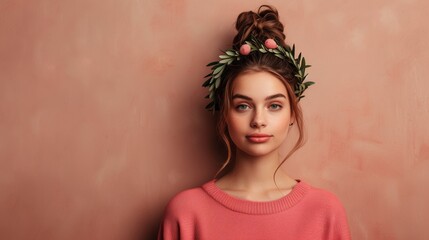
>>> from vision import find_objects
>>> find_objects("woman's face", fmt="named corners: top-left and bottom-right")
top-left (226, 71), bottom-right (293, 158)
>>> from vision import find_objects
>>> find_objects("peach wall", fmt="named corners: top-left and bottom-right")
top-left (1, 0), bottom-right (428, 239)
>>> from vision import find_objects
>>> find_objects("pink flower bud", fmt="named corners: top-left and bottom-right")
top-left (264, 38), bottom-right (277, 49)
top-left (239, 44), bottom-right (251, 55)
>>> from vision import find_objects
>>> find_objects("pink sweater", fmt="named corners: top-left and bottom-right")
top-left (158, 180), bottom-right (351, 240)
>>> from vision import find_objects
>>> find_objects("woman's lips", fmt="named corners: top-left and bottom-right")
top-left (246, 134), bottom-right (272, 143)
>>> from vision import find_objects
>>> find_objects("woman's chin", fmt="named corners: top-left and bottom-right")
top-left (237, 146), bottom-right (280, 158)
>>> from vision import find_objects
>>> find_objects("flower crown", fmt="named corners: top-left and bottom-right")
top-left (202, 36), bottom-right (315, 112)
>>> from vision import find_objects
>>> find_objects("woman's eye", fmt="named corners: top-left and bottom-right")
top-left (236, 104), bottom-right (250, 111)
top-left (269, 104), bottom-right (282, 110)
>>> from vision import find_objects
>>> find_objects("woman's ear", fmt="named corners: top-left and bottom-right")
top-left (289, 111), bottom-right (296, 126)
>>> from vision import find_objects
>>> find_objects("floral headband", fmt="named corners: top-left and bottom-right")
top-left (202, 36), bottom-right (315, 112)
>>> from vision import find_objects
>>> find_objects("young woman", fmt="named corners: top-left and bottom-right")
top-left (158, 5), bottom-right (351, 240)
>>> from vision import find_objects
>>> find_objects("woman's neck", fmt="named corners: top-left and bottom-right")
top-left (216, 149), bottom-right (297, 200)
top-left (232, 151), bottom-right (281, 188)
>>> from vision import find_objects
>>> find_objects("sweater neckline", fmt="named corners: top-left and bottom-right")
top-left (202, 179), bottom-right (310, 215)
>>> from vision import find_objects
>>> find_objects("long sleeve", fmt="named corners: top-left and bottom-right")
top-left (157, 214), bottom-right (179, 240)
top-left (157, 189), bottom-right (198, 240)
top-left (333, 201), bottom-right (352, 240)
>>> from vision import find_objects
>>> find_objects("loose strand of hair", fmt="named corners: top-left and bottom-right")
top-left (273, 99), bottom-right (305, 191)
top-left (214, 80), bottom-right (234, 179)
top-left (214, 131), bottom-right (232, 179)
top-left (272, 122), bottom-right (305, 186)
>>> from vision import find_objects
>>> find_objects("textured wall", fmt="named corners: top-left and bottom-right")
top-left (1, 0), bottom-right (428, 239)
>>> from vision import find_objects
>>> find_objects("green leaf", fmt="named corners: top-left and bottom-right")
top-left (291, 59), bottom-right (299, 68)
top-left (304, 81), bottom-right (315, 87)
top-left (226, 50), bottom-right (237, 56)
top-left (214, 66), bottom-right (225, 78)
top-left (213, 65), bottom-right (224, 75)
top-left (219, 55), bottom-right (229, 59)
top-left (206, 61), bottom-right (218, 67)
top-left (215, 77), bottom-right (221, 88)
top-left (214, 70), bottom-right (224, 79)
top-left (301, 73), bottom-right (308, 80)
top-left (205, 101), bottom-right (214, 109)
top-left (275, 53), bottom-right (285, 59)
top-left (211, 63), bottom-right (223, 70)
top-left (202, 78), bottom-right (211, 87)
top-left (204, 72), bottom-right (212, 78)
top-left (219, 58), bottom-right (231, 64)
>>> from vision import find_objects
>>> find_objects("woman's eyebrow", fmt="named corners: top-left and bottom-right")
top-left (231, 93), bottom-right (286, 101)
top-left (265, 93), bottom-right (287, 100)
top-left (232, 94), bottom-right (252, 100)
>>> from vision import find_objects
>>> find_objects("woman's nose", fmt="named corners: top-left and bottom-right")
top-left (250, 109), bottom-right (267, 128)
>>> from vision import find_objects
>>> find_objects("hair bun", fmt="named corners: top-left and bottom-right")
top-left (233, 5), bottom-right (286, 49)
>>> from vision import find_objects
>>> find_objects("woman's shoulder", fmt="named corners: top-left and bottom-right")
top-left (162, 181), bottom-right (212, 217)
top-left (167, 185), bottom-right (205, 204)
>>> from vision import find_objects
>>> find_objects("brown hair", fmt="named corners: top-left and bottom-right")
top-left (214, 5), bottom-right (306, 179)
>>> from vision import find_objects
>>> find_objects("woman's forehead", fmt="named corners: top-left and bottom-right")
top-left (231, 71), bottom-right (288, 97)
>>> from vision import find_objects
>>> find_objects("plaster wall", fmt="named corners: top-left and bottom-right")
top-left (1, 0), bottom-right (428, 239)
